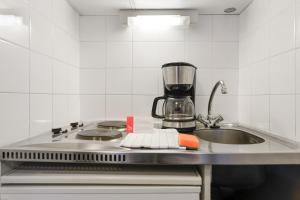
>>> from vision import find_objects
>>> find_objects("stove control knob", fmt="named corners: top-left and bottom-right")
top-left (70, 122), bottom-right (79, 128)
top-left (52, 128), bottom-right (62, 135)
top-left (62, 129), bottom-right (68, 133)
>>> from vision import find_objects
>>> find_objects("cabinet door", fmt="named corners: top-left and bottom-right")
top-left (2, 193), bottom-right (200, 200)
top-left (1, 185), bottom-right (201, 200)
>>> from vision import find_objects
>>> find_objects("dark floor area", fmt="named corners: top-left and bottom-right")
top-left (211, 165), bottom-right (300, 200)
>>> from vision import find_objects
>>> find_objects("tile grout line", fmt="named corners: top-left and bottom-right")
top-left (104, 16), bottom-right (108, 120)
top-left (28, 6), bottom-right (32, 138)
top-left (294, 0), bottom-right (297, 140)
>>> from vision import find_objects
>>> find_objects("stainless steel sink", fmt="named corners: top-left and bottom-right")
top-left (194, 129), bottom-right (265, 144)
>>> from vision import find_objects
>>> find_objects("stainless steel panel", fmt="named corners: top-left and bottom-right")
top-left (162, 65), bottom-right (196, 91)
top-left (1, 123), bottom-right (300, 165)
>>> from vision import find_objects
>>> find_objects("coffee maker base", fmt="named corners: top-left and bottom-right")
top-left (162, 120), bottom-right (196, 133)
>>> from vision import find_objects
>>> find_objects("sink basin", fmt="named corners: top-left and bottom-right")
top-left (194, 129), bottom-right (265, 144)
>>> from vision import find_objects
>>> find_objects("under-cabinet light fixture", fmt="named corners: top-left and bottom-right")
top-left (120, 9), bottom-right (198, 28)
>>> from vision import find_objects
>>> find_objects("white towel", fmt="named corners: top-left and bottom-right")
top-left (120, 129), bottom-right (180, 149)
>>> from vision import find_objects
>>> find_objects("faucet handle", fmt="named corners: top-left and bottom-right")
top-left (210, 114), bottom-right (224, 128)
top-left (197, 114), bottom-right (206, 120)
top-left (197, 114), bottom-right (210, 128)
top-left (214, 115), bottom-right (224, 123)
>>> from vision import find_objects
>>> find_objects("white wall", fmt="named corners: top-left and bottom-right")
top-left (239, 0), bottom-right (300, 141)
top-left (0, 0), bottom-right (80, 146)
top-left (79, 15), bottom-right (239, 122)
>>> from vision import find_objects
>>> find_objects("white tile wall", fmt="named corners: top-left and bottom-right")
top-left (80, 95), bottom-right (106, 121)
top-left (79, 15), bottom-right (239, 122)
top-left (30, 52), bottom-right (52, 93)
top-left (0, 0), bottom-right (80, 146)
top-left (80, 69), bottom-right (106, 94)
top-left (80, 42), bottom-right (106, 68)
top-left (239, 0), bottom-right (300, 141)
top-left (30, 94), bottom-right (52, 137)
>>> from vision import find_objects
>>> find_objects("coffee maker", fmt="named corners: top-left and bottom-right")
top-left (152, 62), bottom-right (197, 132)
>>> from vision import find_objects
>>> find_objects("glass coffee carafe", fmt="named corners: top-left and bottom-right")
top-left (152, 96), bottom-right (195, 122)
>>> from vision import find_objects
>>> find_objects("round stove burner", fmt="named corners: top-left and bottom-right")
top-left (97, 121), bottom-right (126, 129)
top-left (77, 129), bottom-right (122, 141)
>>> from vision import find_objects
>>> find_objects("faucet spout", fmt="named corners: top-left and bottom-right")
top-left (208, 80), bottom-right (227, 117)
top-left (197, 80), bottom-right (227, 128)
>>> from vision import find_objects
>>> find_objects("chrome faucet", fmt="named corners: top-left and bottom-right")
top-left (197, 80), bottom-right (227, 128)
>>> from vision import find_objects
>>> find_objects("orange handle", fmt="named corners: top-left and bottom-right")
top-left (178, 134), bottom-right (200, 150)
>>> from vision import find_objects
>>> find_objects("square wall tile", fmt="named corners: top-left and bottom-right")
top-left (132, 69), bottom-right (158, 95)
top-left (53, 27), bottom-right (77, 65)
top-left (107, 16), bottom-right (132, 41)
top-left (80, 42), bottom-right (106, 68)
top-left (106, 68), bottom-right (132, 94)
top-left (212, 15), bottom-right (238, 42)
top-left (295, 48), bottom-right (300, 94)
top-left (239, 0), bottom-right (269, 36)
top-left (30, 94), bottom-right (52, 137)
top-left (249, 0), bottom-right (270, 29)
top-left (0, 93), bottom-right (29, 147)
top-left (0, 0), bottom-right (30, 47)
top-left (80, 16), bottom-right (106, 41)
top-left (29, 0), bottom-right (52, 19)
top-left (30, 9), bottom-right (53, 56)
top-left (296, 0), bottom-right (300, 48)
top-left (212, 42), bottom-right (239, 68)
top-left (196, 69), bottom-right (214, 95)
top-left (69, 67), bottom-right (79, 95)
top-left (269, 8), bottom-right (295, 56)
top-left (133, 42), bottom-right (185, 67)
top-left (80, 69), bottom-right (105, 94)
top-left (252, 60), bottom-right (269, 95)
top-left (270, 95), bottom-right (295, 140)
top-left (80, 95), bottom-right (105, 122)
top-left (252, 24), bottom-right (269, 62)
top-left (250, 95), bottom-right (269, 131)
top-left (52, 0), bottom-right (79, 37)
top-left (132, 95), bottom-right (155, 119)
top-left (239, 66), bottom-right (252, 95)
top-left (30, 52), bottom-right (52, 94)
top-left (53, 95), bottom-right (69, 127)
top-left (107, 42), bottom-right (132, 67)
top-left (106, 95), bottom-right (132, 120)
top-left (213, 69), bottom-right (239, 95)
top-left (68, 95), bottom-right (80, 122)
top-left (185, 42), bottom-right (211, 68)
top-left (269, 0), bottom-right (295, 19)
top-left (195, 96), bottom-right (209, 116)
top-left (185, 15), bottom-right (211, 42)
top-left (239, 95), bottom-right (251, 125)
top-left (53, 60), bottom-right (70, 94)
top-left (269, 51), bottom-right (295, 94)
top-left (0, 40), bottom-right (29, 93)
top-left (214, 95), bottom-right (238, 123)
top-left (239, 36), bottom-right (253, 66)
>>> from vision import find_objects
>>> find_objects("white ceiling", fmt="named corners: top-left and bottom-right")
top-left (68, 0), bottom-right (253, 15)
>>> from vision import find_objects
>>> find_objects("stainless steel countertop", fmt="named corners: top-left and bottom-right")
top-left (1, 123), bottom-right (300, 165)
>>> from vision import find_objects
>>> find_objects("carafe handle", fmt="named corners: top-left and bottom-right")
top-left (151, 96), bottom-right (166, 119)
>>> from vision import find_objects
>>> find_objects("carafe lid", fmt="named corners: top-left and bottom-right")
top-left (162, 62), bottom-right (197, 69)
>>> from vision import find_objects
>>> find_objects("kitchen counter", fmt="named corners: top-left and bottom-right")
top-left (1, 123), bottom-right (300, 165)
